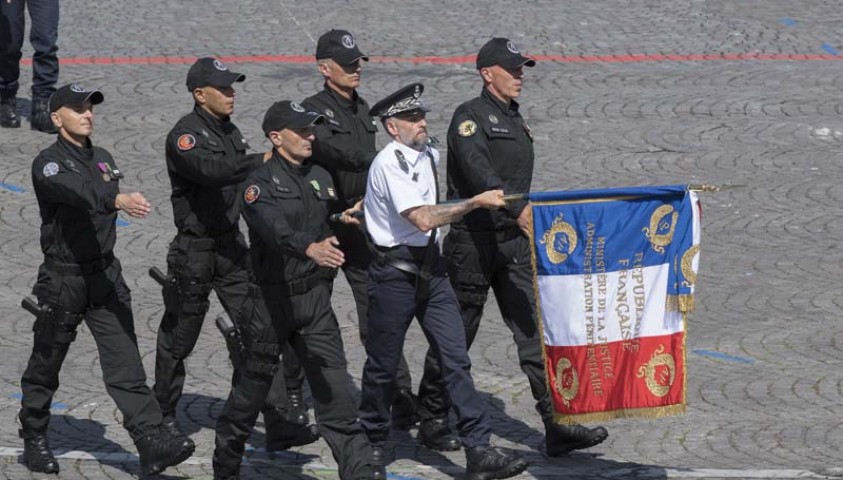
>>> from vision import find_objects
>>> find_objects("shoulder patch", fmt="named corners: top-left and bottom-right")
top-left (457, 120), bottom-right (477, 137)
top-left (42, 162), bottom-right (60, 177)
top-left (244, 185), bottom-right (260, 204)
top-left (177, 134), bottom-right (196, 151)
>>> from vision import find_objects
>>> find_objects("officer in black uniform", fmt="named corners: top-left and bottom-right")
top-left (297, 28), bottom-right (418, 429)
top-left (213, 101), bottom-right (374, 480)
top-left (360, 83), bottom-right (527, 480)
top-left (20, 83), bottom-right (193, 476)
top-left (416, 37), bottom-right (610, 456)
top-left (153, 57), bottom-right (317, 451)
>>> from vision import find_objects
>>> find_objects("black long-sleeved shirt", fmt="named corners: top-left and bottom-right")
top-left (302, 85), bottom-right (378, 213)
top-left (242, 150), bottom-right (338, 284)
top-left (165, 105), bottom-right (264, 237)
top-left (446, 88), bottom-right (535, 232)
top-left (32, 135), bottom-right (121, 263)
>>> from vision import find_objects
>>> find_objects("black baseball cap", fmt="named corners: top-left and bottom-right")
top-left (262, 101), bottom-right (325, 135)
top-left (186, 57), bottom-right (245, 91)
top-left (315, 29), bottom-right (369, 66)
top-left (368, 83), bottom-right (429, 119)
top-left (476, 37), bottom-right (536, 69)
top-left (49, 83), bottom-right (104, 113)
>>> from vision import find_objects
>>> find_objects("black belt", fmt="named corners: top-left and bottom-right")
top-left (254, 268), bottom-right (337, 297)
top-left (44, 252), bottom-right (115, 275)
top-left (449, 227), bottom-right (521, 244)
top-left (179, 229), bottom-right (239, 251)
top-left (372, 245), bottom-right (428, 278)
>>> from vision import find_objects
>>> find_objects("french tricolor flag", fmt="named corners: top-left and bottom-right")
top-left (529, 185), bottom-right (701, 423)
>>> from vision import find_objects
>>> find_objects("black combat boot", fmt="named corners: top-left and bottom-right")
top-left (417, 417), bottom-right (460, 451)
top-left (390, 388), bottom-right (420, 429)
top-left (371, 445), bottom-right (387, 480)
top-left (134, 425), bottom-right (195, 476)
top-left (285, 388), bottom-right (309, 425)
top-left (20, 431), bottom-right (59, 474)
top-left (263, 407), bottom-right (320, 451)
top-left (545, 421), bottom-right (608, 456)
top-left (30, 97), bottom-right (58, 134)
top-left (162, 415), bottom-right (196, 451)
top-left (0, 94), bottom-right (20, 128)
top-left (465, 445), bottom-right (528, 480)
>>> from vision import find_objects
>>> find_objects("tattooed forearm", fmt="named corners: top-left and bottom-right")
top-left (405, 199), bottom-right (476, 232)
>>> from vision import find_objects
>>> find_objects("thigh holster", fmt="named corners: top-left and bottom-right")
top-left (450, 271), bottom-right (490, 307)
top-left (243, 341), bottom-right (281, 378)
top-left (169, 280), bottom-right (212, 359)
top-left (34, 306), bottom-right (84, 346)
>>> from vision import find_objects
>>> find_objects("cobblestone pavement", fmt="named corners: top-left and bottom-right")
top-left (2, 1), bottom-right (843, 479)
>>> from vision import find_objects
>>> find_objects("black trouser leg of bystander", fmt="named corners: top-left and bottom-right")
top-left (25, 0), bottom-right (59, 99)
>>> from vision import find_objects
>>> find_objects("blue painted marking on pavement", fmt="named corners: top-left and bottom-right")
top-left (9, 394), bottom-right (66, 409)
top-left (822, 43), bottom-right (839, 55)
top-left (779, 18), bottom-right (797, 27)
top-left (693, 349), bottom-right (754, 364)
top-left (116, 219), bottom-right (130, 227)
top-left (0, 182), bottom-right (25, 193)
top-left (388, 474), bottom-right (426, 480)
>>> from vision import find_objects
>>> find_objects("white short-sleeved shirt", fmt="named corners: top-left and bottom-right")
top-left (365, 140), bottom-right (440, 247)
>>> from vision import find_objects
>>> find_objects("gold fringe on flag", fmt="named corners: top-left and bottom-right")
top-left (666, 294), bottom-right (695, 313)
top-left (552, 403), bottom-right (686, 425)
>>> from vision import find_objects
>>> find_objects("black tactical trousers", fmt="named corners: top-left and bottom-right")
top-left (214, 281), bottom-right (373, 480)
top-left (154, 231), bottom-right (285, 418)
top-left (19, 259), bottom-right (162, 438)
top-left (285, 226), bottom-right (413, 394)
top-left (418, 231), bottom-right (553, 423)
top-left (0, 0), bottom-right (58, 98)
top-left (359, 249), bottom-right (491, 448)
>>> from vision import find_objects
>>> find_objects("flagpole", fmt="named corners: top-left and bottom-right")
top-left (329, 192), bottom-right (530, 222)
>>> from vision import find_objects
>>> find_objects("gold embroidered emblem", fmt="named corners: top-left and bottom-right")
top-left (457, 120), bottom-right (477, 137)
top-left (636, 345), bottom-right (676, 398)
top-left (680, 245), bottom-right (701, 287)
top-left (540, 213), bottom-right (577, 264)
top-left (643, 204), bottom-right (678, 254)
top-left (554, 357), bottom-right (579, 407)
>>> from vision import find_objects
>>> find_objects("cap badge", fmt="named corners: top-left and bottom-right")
top-left (244, 185), bottom-right (260, 204)
top-left (488, 114), bottom-right (499, 124)
top-left (506, 41), bottom-right (520, 54)
top-left (413, 85), bottom-right (421, 98)
top-left (42, 162), bottom-right (59, 177)
top-left (458, 120), bottom-right (477, 137)
top-left (310, 179), bottom-right (321, 192)
top-left (70, 84), bottom-right (86, 93)
top-left (324, 109), bottom-right (334, 118)
top-left (177, 133), bottom-right (196, 151)
top-left (213, 59), bottom-right (228, 71)
top-left (342, 34), bottom-right (356, 49)
top-left (291, 102), bottom-right (305, 113)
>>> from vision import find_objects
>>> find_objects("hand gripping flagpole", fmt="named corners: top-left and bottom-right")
top-left (329, 193), bottom-right (530, 223)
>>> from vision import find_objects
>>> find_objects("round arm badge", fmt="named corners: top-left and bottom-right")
top-left (177, 133), bottom-right (196, 151)
top-left (457, 119), bottom-right (477, 137)
top-left (244, 185), bottom-right (260, 204)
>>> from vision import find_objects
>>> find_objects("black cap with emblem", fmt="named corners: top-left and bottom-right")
top-left (261, 101), bottom-right (325, 135)
top-left (49, 83), bottom-right (105, 112)
top-left (368, 83), bottom-right (429, 119)
top-left (315, 29), bottom-right (369, 66)
top-left (186, 57), bottom-right (246, 91)
top-left (475, 37), bottom-right (536, 69)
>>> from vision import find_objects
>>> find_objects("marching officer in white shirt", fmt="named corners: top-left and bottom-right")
top-left (359, 83), bottom-right (527, 480)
